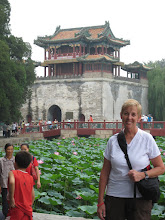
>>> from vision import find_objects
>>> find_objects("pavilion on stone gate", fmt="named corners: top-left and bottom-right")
top-left (21, 21), bottom-right (152, 123)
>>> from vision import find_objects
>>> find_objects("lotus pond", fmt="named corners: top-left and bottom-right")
top-left (1, 136), bottom-right (165, 219)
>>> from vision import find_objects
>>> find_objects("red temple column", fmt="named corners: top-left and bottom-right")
top-left (73, 63), bottom-right (75, 76)
top-left (76, 63), bottom-right (78, 75)
top-left (84, 64), bottom-right (86, 72)
top-left (105, 46), bottom-right (107, 54)
top-left (115, 50), bottom-right (117, 58)
top-left (73, 45), bottom-right (76, 58)
top-left (44, 49), bottom-right (46, 60)
top-left (48, 65), bottom-right (51, 77)
top-left (101, 45), bottom-right (104, 55)
top-left (79, 45), bottom-right (82, 56)
top-left (83, 45), bottom-right (85, 55)
top-left (118, 50), bottom-right (120, 60)
top-left (79, 63), bottom-right (82, 75)
top-left (48, 47), bottom-right (51, 60)
top-left (44, 66), bottom-right (46, 77)
top-left (59, 65), bottom-right (61, 76)
top-left (92, 64), bottom-right (94, 72)
top-left (54, 64), bottom-right (56, 77)
top-left (118, 66), bottom-right (120, 76)
top-left (95, 46), bottom-right (97, 55)
top-left (115, 66), bottom-right (117, 76)
top-left (54, 46), bottom-right (57, 59)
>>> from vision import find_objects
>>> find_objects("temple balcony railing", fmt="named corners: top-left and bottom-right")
top-left (46, 52), bottom-right (86, 60)
top-left (45, 52), bottom-right (115, 61)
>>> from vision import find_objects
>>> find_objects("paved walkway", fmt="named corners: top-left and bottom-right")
top-left (33, 212), bottom-right (93, 220)
top-left (0, 212), bottom-right (93, 220)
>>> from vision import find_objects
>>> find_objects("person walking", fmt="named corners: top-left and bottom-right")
top-left (89, 115), bottom-right (93, 122)
top-left (2, 123), bottom-right (7, 138)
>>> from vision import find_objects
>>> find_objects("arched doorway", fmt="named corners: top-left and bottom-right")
top-left (79, 114), bottom-right (85, 121)
top-left (47, 105), bottom-right (61, 122)
top-left (26, 114), bottom-right (32, 123)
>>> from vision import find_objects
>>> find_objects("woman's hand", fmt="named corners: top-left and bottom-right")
top-left (97, 158), bottom-right (111, 219)
top-left (97, 203), bottom-right (106, 220)
top-left (37, 180), bottom-right (41, 189)
top-left (35, 166), bottom-right (41, 188)
top-left (128, 170), bottom-right (145, 182)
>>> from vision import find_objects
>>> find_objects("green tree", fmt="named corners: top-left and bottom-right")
top-left (147, 59), bottom-right (165, 121)
top-left (0, 0), bottom-right (10, 38)
top-left (0, 0), bottom-right (35, 123)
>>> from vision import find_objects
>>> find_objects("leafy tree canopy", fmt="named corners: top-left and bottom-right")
top-left (147, 59), bottom-right (165, 121)
top-left (0, 0), bottom-right (10, 38)
top-left (0, 0), bottom-right (36, 123)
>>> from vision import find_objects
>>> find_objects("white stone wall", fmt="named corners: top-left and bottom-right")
top-left (21, 75), bottom-right (148, 122)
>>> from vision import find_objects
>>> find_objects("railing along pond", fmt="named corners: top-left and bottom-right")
top-left (21, 121), bottom-right (165, 136)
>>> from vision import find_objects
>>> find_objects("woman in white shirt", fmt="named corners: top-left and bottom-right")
top-left (97, 99), bottom-right (165, 220)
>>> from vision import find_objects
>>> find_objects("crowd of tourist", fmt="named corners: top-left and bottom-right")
top-left (1, 120), bottom-right (60, 137)
top-left (0, 143), bottom-right (41, 219)
top-left (141, 114), bottom-right (153, 122)
top-left (0, 114), bottom-right (154, 139)
top-left (2, 122), bottom-right (20, 138)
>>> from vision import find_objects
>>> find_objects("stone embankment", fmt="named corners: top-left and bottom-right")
top-left (0, 132), bottom-right (44, 148)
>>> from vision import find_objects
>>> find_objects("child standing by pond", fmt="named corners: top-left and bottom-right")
top-left (20, 143), bottom-right (41, 188)
top-left (7, 151), bottom-right (35, 219)
top-left (0, 143), bottom-right (15, 218)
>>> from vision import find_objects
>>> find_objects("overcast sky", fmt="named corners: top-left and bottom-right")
top-left (8, 0), bottom-right (165, 76)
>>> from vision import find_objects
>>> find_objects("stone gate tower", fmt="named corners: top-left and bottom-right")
top-left (21, 22), bottom-right (150, 122)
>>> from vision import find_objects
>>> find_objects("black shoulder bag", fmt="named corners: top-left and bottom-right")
top-left (117, 131), bottom-right (160, 203)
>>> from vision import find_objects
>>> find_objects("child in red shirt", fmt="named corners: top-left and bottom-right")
top-left (7, 151), bottom-right (35, 220)
top-left (21, 143), bottom-right (41, 188)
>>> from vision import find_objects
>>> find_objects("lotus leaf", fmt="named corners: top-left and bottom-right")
top-left (78, 204), bottom-right (97, 215)
top-left (38, 196), bottom-right (51, 205)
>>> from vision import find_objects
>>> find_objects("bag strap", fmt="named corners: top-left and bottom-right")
top-left (32, 156), bottom-right (35, 164)
top-left (117, 131), bottom-right (132, 170)
top-left (117, 131), bottom-right (136, 198)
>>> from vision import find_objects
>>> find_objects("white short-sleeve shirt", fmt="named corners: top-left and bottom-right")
top-left (104, 128), bottom-right (161, 198)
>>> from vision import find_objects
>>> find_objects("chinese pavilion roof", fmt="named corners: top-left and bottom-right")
top-left (34, 21), bottom-right (130, 48)
top-left (121, 61), bottom-right (153, 73)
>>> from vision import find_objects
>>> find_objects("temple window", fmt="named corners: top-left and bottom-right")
top-left (86, 64), bottom-right (93, 71)
top-left (94, 64), bottom-right (101, 71)
top-left (107, 47), bottom-right (114, 56)
top-left (90, 47), bottom-right (95, 55)
top-left (75, 46), bottom-right (79, 54)
top-left (66, 112), bottom-right (73, 120)
top-left (97, 47), bottom-right (102, 54)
